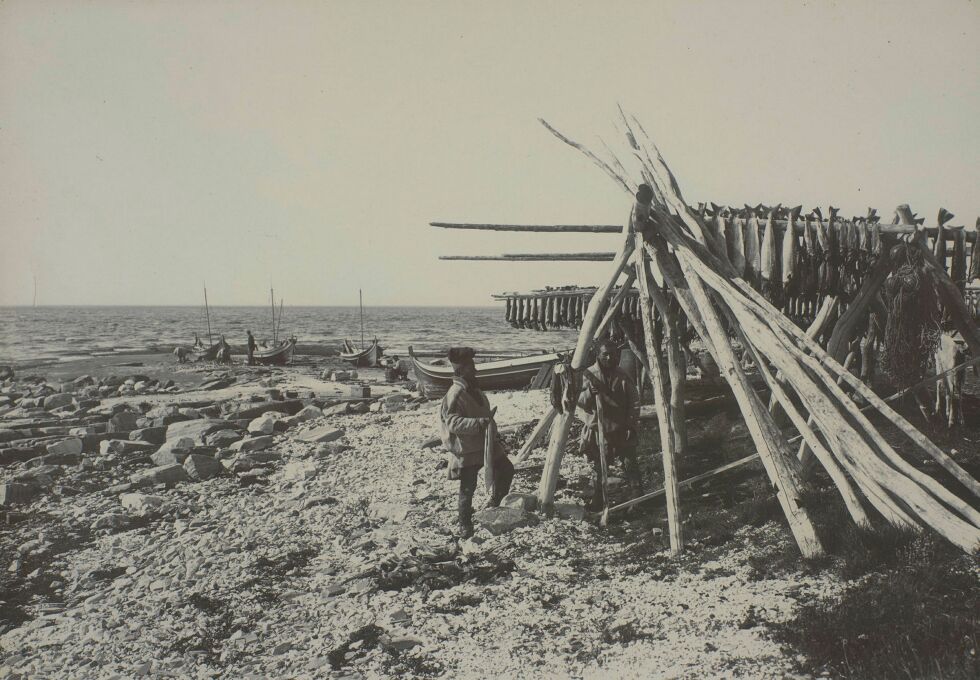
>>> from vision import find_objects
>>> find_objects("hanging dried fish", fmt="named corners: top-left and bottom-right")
top-left (760, 204), bottom-right (782, 302)
top-left (950, 227), bottom-right (966, 291)
top-left (727, 211), bottom-right (747, 277)
top-left (782, 206), bottom-right (801, 298)
top-left (801, 212), bottom-right (817, 297)
top-left (826, 207), bottom-right (841, 296)
top-left (969, 219), bottom-right (980, 284)
top-left (935, 208), bottom-right (954, 272)
top-left (743, 205), bottom-right (762, 290)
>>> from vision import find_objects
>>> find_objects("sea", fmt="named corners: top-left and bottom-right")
top-left (0, 306), bottom-right (581, 367)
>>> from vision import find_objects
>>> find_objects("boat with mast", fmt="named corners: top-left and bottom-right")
top-left (253, 287), bottom-right (296, 365)
top-left (340, 288), bottom-right (384, 366)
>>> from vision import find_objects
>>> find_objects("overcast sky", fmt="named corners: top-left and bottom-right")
top-left (1, 0), bottom-right (977, 306)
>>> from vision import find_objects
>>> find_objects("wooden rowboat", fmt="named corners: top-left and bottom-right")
top-left (340, 338), bottom-right (383, 367)
top-left (253, 337), bottom-right (296, 366)
top-left (408, 346), bottom-right (562, 399)
top-left (178, 337), bottom-right (231, 363)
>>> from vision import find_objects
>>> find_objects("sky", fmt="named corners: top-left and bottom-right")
top-left (0, 0), bottom-right (977, 306)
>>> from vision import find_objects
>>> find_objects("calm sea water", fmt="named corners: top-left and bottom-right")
top-left (0, 306), bottom-right (580, 366)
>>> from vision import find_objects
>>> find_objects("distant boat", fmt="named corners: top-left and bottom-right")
top-left (340, 338), bottom-right (383, 367)
top-left (177, 337), bottom-right (231, 363)
top-left (253, 338), bottom-right (296, 366)
top-left (408, 346), bottom-right (563, 399)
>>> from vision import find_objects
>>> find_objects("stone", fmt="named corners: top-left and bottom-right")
top-left (0, 482), bottom-right (35, 506)
top-left (205, 429), bottom-right (243, 448)
top-left (381, 400), bottom-right (408, 413)
top-left (69, 426), bottom-right (97, 437)
top-left (248, 412), bottom-right (284, 435)
top-left (43, 393), bottom-right (74, 410)
top-left (28, 451), bottom-right (81, 467)
top-left (183, 453), bottom-right (223, 481)
top-left (99, 439), bottom-right (157, 456)
top-left (46, 438), bottom-right (83, 457)
top-left (473, 507), bottom-right (538, 535)
top-left (177, 407), bottom-right (200, 419)
top-left (107, 411), bottom-right (139, 433)
top-left (229, 435), bottom-right (275, 453)
top-left (282, 460), bottom-right (317, 481)
top-left (382, 635), bottom-right (424, 652)
top-left (129, 426), bottom-right (167, 445)
top-left (165, 419), bottom-right (237, 444)
top-left (292, 405), bottom-right (323, 423)
top-left (130, 464), bottom-right (190, 486)
top-left (120, 493), bottom-right (166, 514)
top-left (294, 426), bottom-right (344, 444)
top-left (370, 502), bottom-right (411, 522)
top-left (200, 377), bottom-right (234, 391)
top-left (314, 442), bottom-right (351, 457)
top-left (349, 402), bottom-right (370, 414)
top-left (554, 503), bottom-right (586, 521)
top-left (323, 402), bottom-right (351, 417)
top-left (150, 437), bottom-right (196, 465)
top-left (500, 493), bottom-right (538, 512)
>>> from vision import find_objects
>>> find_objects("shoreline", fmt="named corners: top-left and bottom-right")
top-left (1, 353), bottom-right (977, 678)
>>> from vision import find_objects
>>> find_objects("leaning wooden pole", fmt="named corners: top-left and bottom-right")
top-left (537, 235), bottom-right (636, 511)
top-left (634, 232), bottom-right (683, 553)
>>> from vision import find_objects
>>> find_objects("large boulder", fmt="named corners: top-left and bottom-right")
top-left (46, 438), bottom-right (83, 457)
top-left (108, 411), bottom-right (139, 433)
top-left (248, 412), bottom-right (283, 436)
top-left (120, 493), bottom-right (166, 514)
top-left (165, 418), bottom-right (236, 444)
top-left (473, 507), bottom-right (538, 535)
top-left (130, 464), bottom-right (190, 486)
top-left (183, 453), bottom-right (223, 481)
top-left (293, 426), bottom-right (344, 444)
top-left (205, 429), bottom-right (243, 448)
top-left (100, 439), bottom-right (157, 456)
top-left (43, 393), bottom-right (74, 410)
top-left (129, 426), bottom-right (167, 445)
top-left (500, 493), bottom-right (538, 512)
top-left (0, 482), bottom-right (36, 506)
top-left (229, 435), bottom-right (275, 453)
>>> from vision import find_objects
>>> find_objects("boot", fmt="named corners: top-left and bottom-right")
top-left (458, 519), bottom-right (474, 540)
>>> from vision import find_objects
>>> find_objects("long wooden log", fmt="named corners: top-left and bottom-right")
top-left (430, 222), bottom-right (623, 233)
top-left (641, 227), bottom-right (824, 557)
top-left (537, 234), bottom-right (637, 511)
top-left (514, 408), bottom-right (557, 464)
top-left (440, 253), bottom-right (618, 261)
top-left (634, 235), bottom-right (683, 553)
top-left (431, 220), bottom-right (977, 241)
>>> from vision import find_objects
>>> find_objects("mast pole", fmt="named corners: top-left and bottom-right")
top-left (359, 289), bottom-right (364, 349)
top-left (276, 298), bottom-right (284, 342)
top-left (204, 284), bottom-right (213, 346)
top-left (271, 288), bottom-right (276, 344)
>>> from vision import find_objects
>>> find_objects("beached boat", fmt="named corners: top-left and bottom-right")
top-left (408, 346), bottom-right (562, 398)
top-left (340, 338), bottom-right (383, 367)
top-left (253, 338), bottom-right (296, 366)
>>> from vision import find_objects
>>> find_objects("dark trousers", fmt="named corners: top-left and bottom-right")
top-left (458, 456), bottom-right (515, 525)
top-left (589, 446), bottom-right (644, 506)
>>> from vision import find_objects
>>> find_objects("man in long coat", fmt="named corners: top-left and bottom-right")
top-left (578, 340), bottom-right (642, 510)
top-left (439, 347), bottom-right (514, 538)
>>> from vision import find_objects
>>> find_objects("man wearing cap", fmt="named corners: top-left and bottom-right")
top-left (578, 340), bottom-right (642, 511)
top-left (439, 346), bottom-right (514, 538)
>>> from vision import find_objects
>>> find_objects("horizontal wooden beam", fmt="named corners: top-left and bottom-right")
top-left (442, 251), bottom-right (652, 262)
top-left (431, 222), bottom-right (623, 234)
top-left (432, 220), bottom-right (976, 242)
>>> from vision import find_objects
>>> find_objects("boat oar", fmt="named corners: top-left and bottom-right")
top-left (596, 395), bottom-right (612, 527)
top-left (484, 406), bottom-right (498, 494)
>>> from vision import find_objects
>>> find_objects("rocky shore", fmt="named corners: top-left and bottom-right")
top-left (0, 355), bottom-right (847, 678)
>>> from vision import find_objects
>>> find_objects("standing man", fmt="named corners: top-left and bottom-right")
top-left (246, 330), bottom-right (257, 365)
top-left (439, 347), bottom-right (514, 539)
top-left (578, 340), bottom-right (642, 511)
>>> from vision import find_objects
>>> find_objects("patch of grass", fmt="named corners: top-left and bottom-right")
top-left (775, 548), bottom-right (979, 679)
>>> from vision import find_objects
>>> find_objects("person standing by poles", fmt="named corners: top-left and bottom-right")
top-left (246, 330), bottom-right (257, 366)
top-left (578, 340), bottom-right (642, 511)
top-left (439, 347), bottom-right (514, 539)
